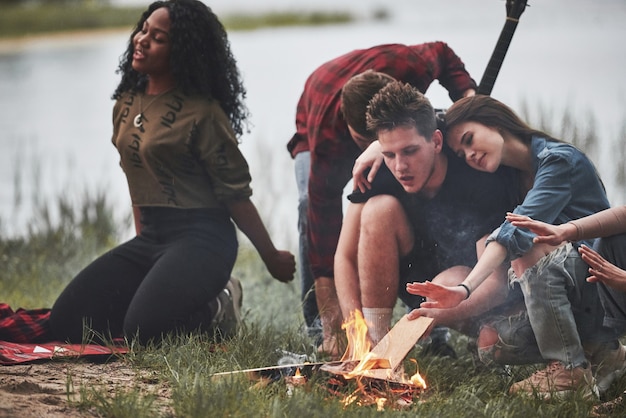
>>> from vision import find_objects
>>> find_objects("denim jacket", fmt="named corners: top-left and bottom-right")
top-left (489, 136), bottom-right (609, 260)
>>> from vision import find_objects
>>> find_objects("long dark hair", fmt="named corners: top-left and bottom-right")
top-left (444, 95), bottom-right (559, 144)
top-left (112, 0), bottom-right (249, 137)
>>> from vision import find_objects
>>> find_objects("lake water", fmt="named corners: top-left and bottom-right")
top-left (1, 0), bottom-right (625, 246)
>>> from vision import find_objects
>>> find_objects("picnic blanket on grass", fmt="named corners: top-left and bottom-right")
top-left (0, 340), bottom-right (128, 365)
top-left (0, 303), bottom-right (128, 365)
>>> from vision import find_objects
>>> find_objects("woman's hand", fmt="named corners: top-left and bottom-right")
top-left (263, 249), bottom-right (296, 283)
top-left (406, 281), bottom-right (466, 309)
top-left (226, 198), bottom-right (295, 283)
top-left (580, 244), bottom-right (626, 292)
top-left (506, 212), bottom-right (573, 245)
top-left (352, 141), bottom-right (383, 193)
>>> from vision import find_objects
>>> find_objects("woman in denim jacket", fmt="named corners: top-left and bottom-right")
top-left (407, 95), bottom-right (623, 398)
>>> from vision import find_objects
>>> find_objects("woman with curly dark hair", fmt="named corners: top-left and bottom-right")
top-left (49, 0), bottom-right (295, 346)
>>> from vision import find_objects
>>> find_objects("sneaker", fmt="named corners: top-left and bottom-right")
top-left (509, 361), bottom-right (598, 399)
top-left (211, 276), bottom-right (243, 339)
top-left (592, 391), bottom-right (626, 416)
top-left (587, 342), bottom-right (626, 394)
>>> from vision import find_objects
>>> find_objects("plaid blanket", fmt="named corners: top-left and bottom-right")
top-left (0, 303), bottom-right (51, 343)
top-left (0, 303), bottom-right (128, 365)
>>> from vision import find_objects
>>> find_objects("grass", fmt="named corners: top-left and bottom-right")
top-left (2, 143), bottom-right (625, 417)
top-left (0, 3), bottom-right (358, 40)
top-left (0, 189), bottom-right (130, 309)
top-left (60, 329), bottom-right (626, 417)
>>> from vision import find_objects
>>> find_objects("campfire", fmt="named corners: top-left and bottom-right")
top-left (211, 312), bottom-right (433, 410)
top-left (320, 311), bottom-right (432, 409)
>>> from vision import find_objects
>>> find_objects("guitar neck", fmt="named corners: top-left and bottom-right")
top-left (477, 18), bottom-right (520, 96)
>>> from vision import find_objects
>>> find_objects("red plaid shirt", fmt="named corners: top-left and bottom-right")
top-left (286, 42), bottom-right (476, 278)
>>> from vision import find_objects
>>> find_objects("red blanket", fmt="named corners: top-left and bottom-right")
top-left (0, 340), bottom-right (128, 365)
top-left (0, 303), bottom-right (128, 365)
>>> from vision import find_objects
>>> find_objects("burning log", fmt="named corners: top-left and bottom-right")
top-left (322, 314), bottom-right (433, 384)
top-left (321, 313), bottom-right (434, 409)
top-left (210, 314), bottom-right (434, 409)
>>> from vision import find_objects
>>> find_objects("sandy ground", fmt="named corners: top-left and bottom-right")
top-left (0, 360), bottom-right (172, 417)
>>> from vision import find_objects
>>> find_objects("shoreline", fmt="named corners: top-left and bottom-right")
top-left (0, 28), bottom-right (130, 54)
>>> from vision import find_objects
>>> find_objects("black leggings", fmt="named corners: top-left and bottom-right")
top-left (49, 207), bottom-right (238, 345)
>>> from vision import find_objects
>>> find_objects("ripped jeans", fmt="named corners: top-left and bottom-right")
top-left (480, 243), bottom-right (618, 368)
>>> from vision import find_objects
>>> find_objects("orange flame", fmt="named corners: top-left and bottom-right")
top-left (408, 359), bottom-right (427, 390)
top-left (339, 310), bottom-right (386, 379)
top-left (340, 310), bottom-right (371, 363)
top-left (285, 367), bottom-right (306, 390)
top-left (338, 310), bottom-right (427, 391)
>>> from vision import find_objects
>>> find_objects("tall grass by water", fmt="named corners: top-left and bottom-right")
top-left (1, 103), bottom-right (625, 415)
top-left (0, 2), bottom-right (362, 40)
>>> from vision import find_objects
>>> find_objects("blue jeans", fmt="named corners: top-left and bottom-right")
top-left (596, 233), bottom-right (626, 333)
top-left (294, 151), bottom-right (320, 333)
top-left (511, 243), bottom-right (618, 368)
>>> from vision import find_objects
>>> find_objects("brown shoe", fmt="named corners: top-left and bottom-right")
top-left (509, 361), bottom-right (598, 399)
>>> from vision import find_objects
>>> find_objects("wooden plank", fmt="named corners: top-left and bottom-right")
top-left (369, 315), bottom-right (434, 370)
top-left (320, 315), bottom-right (434, 381)
top-left (210, 361), bottom-right (345, 381)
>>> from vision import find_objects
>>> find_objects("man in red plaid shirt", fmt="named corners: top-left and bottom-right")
top-left (287, 42), bottom-right (476, 355)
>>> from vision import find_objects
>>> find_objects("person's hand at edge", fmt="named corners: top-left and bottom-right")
top-left (406, 281), bottom-right (466, 310)
top-left (352, 141), bottom-right (383, 193)
top-left (262, 249), bottom-right (296, 283)
top-left (506, 212), bottom-right (573, 245)
top-left (581, 244), bottom-right (626, 292)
